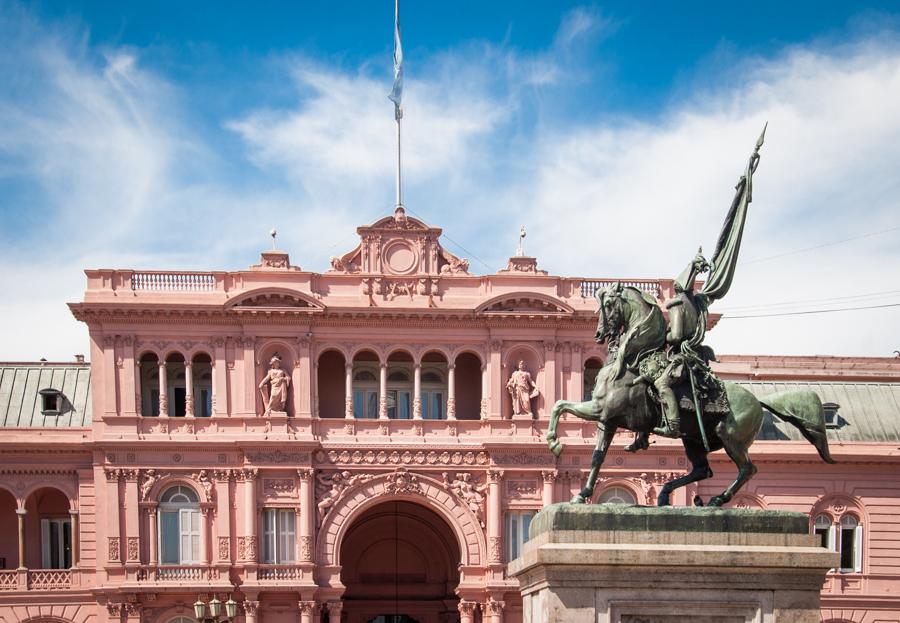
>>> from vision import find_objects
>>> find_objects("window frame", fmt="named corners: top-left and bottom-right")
top-left (597, 485), bottom-right (638, 505)
top-left (158, 485), bottom-right (201, 565)
top-left (40, 517), bottom-right (72, 569)
top-left (262, 508), bottom-right (297, 564)
top-left (505, 510), bottom-right (536, 563)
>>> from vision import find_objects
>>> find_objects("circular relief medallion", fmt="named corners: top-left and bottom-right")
top-left (384, 241), bottom-right (418, 274)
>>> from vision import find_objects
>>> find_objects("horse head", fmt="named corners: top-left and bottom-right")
top-left (595, 282), bottom-right (627, 344)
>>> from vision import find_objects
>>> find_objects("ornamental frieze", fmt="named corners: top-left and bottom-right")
top-left (492, 452), bottom-right (556, 466)
top-left (314, 448), bottom-right (488, 467)
top-left (244, 450), bottom-right (311, 464)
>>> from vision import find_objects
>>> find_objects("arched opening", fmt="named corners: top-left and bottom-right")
top-left (139, 352), bottom-right (160, 417)
top-left (0, 488), bottom-right (18, 569)
top-left (453, 352), bottom-right (482, 420)
top-left (387, 351), bottom-right (414, 420)
top-left (24, 487), bottom-right (72, 569)
top-left (318, 350), bottom-right (347, 419)
top-left (420, 351), bottom-right (448, 420)
top-left (583, 357), bottom-right (603, 401)
top-left (191, 353), bottom-right (213, 417)
top-left (165, 353), bottom-right (187, 417)
top-left (340, 501), bottom-right (460, 622)
top-left (353, 350), bottom-right (380, 419)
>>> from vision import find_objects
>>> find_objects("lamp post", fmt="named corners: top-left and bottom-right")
top-left (194, 595), bottom-right (238, 623)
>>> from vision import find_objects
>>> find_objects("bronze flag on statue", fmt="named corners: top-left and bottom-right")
top-left (701, 123), bottom-right (767, 303)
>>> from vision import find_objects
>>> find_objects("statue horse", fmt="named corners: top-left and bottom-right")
top-left (547, 284), bottom-right (835, 507)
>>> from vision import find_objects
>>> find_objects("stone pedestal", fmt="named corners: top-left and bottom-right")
top-left (508, 504), bottom-right (838, 623)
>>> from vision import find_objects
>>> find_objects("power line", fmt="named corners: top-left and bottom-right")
top-left (719, 288), bottom-right (900, 313)
top-left (723, 302), bottom-right (900, 319)
top-left (403, 206), bottom-right (494, 272)
top-left (740, 225), bottom-right (900, 265)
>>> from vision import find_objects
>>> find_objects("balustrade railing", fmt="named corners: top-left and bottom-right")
top-left (27, 569), bottom-right (70, 590)
top-left (257, 564), bottom-right (304, 581)
top-left (580, 279), bottom-right (661, 299)
top-left (132, 272), bottom-right (217, 292)
top-left (153, 565), bottom-right (220, 582)
top-left (0, 570), bottom-right (18, 590)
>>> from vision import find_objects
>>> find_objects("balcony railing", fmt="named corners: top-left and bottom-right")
top-left (27, 569), bottom-right (71, 590)
top-left (151, 565), bottom-right (220, 582)
top-left (0, 570), bottom-right (17, 590)
top-left (132, 271), bottom-right (217, 292)
top-left (257, 564), bottom-right (304, 581)
top-left (580, 279), bottom-right (662, 299)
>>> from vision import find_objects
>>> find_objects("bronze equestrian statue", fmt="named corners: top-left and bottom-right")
top-left (547, 126), bottom-right (836, 507)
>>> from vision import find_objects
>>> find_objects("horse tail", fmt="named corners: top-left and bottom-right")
top-left (760, 390), bottom-right (836, 464)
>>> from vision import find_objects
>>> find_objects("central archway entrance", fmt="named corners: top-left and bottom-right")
top-left (340, 501), bottom-right (461, 623)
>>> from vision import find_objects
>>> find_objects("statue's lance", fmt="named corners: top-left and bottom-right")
top-left (690, 123), bottom-right (767, 451)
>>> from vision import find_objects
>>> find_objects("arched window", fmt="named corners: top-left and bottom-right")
top-left (159, 485), bottom-right (200, 565)
top-left (839, 515), bottom-right (862, 573)
top-left (583, 358), bottom-right (603, 401)
top-left (597, 486), bottom-right (637, 505)
top-left (168, 617), bottom-right (195, 623)
top-left (421, 369), bottom-right (445, 420)
top-left (814, 514), bottom-right (834, 550)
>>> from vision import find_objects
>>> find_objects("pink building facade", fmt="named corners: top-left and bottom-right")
top-left (1, 208), bottom-right (899, 623)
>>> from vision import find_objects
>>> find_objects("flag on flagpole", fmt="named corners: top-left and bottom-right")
top-left (388, 0), bottom-right (403, 116)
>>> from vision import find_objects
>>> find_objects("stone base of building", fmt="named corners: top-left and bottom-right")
top-left (508, 503), bottom-right (838, 623)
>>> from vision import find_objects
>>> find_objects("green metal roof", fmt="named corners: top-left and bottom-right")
top-left (740, 381), bottom-right (900, 443)
top-left (0, 363), bottom-right (92, 428)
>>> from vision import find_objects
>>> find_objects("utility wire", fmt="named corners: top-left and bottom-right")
top-left (723, 302), bottom-right (900, 319)
top-left (404, 206), bottom-right (494, 272)
top-left (719, 289), bottom-right (900, 313)
top-left (740, 225), bottom-right (900, 265)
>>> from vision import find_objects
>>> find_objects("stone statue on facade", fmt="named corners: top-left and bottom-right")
top-left (443, 472), bottom-right (487, 527)
top-left (545, 126), bottom-right (838, 508)
top-left (258, 354), bottom-right (290, 416)
top-left (507, 360), bottom-right (539, 417)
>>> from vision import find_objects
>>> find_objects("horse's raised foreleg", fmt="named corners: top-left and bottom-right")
top-left (572, 425), bottom-right (616, 504)
top-left (707, 420), bottom-right (758, 507)
top-left (547, 400), bottom-right (597, 457)
top-left (657, 438), bottom-right (712, 506)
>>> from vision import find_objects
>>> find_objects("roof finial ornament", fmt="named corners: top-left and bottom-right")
top-left (269, 228), bottom-right (278, 250)
top-left (516, 225), bottom-right (527, 257)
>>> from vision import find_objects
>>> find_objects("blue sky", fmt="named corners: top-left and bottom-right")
top-left (1, 1), bottom-right (899, 360)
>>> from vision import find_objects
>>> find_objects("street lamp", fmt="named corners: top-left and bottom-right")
top-left (194, 595), bottom-right (238, 622)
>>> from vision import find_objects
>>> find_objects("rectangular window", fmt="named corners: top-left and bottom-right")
top-left (388, 390), bottom-right (411, 419)
top-left (420, 392), bottom-right (445, 420)
top-left (41, 518), bottom-right (72, 569)
top-left (198, 389), bottom-right (212, 417)
top-left (160, 511), bottom-right (179, 564)
top-left (505, 511), bottom-right (535, 563)
top-left (262, 509), bottom-right (296, 564)
top-left (353, 391), bottom-right (380, 419)
top-left (150, 389), bottom-right (160, 417)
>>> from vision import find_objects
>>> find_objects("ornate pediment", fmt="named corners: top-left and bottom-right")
top-left (227, 289), bottom-right (324, 312)
top-left (328, 207), bottom-right (470, 276)
top-left (476, 292), bottom-right (573, 315)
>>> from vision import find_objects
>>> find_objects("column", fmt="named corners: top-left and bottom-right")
top-left (487, 469), bottom-right (504, 564)
top-left (542, 341), bottom-right (557, 413)
top-left (378, 363), bottom-right (388, 419)
top-left (484, 598), bottom-right (505, 623)
top-left (447, 363), bottom-right (457, 420)
top-left (298, 601), bottom-right (318, 623)
top-left (243, 470), bottom-right (258, 562)
top-left (69, 509), bottom-right (79, 567)
top-left (16, 508), bottom-right (26, 569)
top-left (123, 473), bottom-right (140, 564)
top-left (214, 472), bottom-right (231, 567)
top-left (326, 602), bottom-right (343, 623)
top-left (243, 338), bottom-right (257, 415)
top-left (541, 470), bottom-right (557, 507)
top-left (298, 469), bottom-right (314, 562)
top-left (243, 601), bottom-right (259, 623)
top-left (102, 335), bottom-right (117, 416)
top-left (158, 361), bottom-right (168, 417)
top-left (134, 360), bottom-right (143, 416)
top-left (122, 337), bottom-right (137, 416)
top-left (570, 344), bottom-right (584, 401)
top-left (185, 361), bottom-right (195, 417)
top-left (344, 363), bottom-right (354, 418)
top-left (458, 601), bottom-right (477, 623)
top-left (413, 363), bottom-right (422, 419)
top-left (296, 336), bottom-right (312, 417)
top-left (488, 340), bottom-right (502, 419)
top-left (480, 363), bottom-right (489, 419)
top-left (200, 508), bottom-right (210, 565)
top-left (212, 337), bottom-right (227, 416)
top-left (147, 508), bottom-right (158, 566)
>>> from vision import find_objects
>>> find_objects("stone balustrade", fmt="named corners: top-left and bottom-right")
top-left (0, 570), bottom-right (17, 591)
top-left (132, 271), bottom-right (218, 291)
top-left (151, 565), bottom-right (220, 582)
top-left (256, 564), bottom-right (304, 581)
top-left (27, 569), bottom-right (71, 590)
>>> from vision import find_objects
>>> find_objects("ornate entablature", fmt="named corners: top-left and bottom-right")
top-left (328, 207), bottom-right (470, 277)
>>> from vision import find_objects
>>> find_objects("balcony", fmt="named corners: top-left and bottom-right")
top-left (140, 565), bottom-right (221, 583)
top-left (0, 569), bottom-right (72, 591)
top-left (257, 564), bottom-right (304, 582)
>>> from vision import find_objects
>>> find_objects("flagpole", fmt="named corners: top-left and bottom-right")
top-left (396, 101), bottom-right (402, 208)
top-left (390, 0), bottom-right (404, 209)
